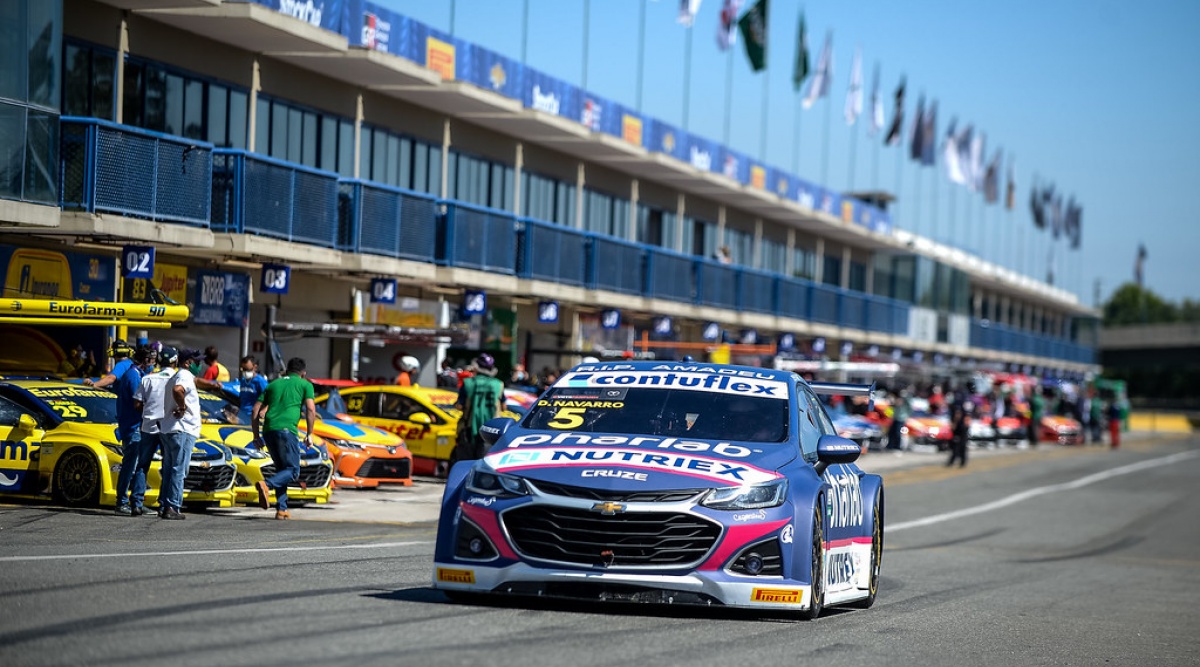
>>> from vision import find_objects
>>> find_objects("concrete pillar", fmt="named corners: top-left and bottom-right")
top-left (440, 119), bottom-right (451, 200)
top-left (753, 218), bottom-right (763, 269)
top-left (865, 252), bottom-right (875, 295)
top-left (785, 228), bottom-right (795, 276)
top-left (353, 93), bottom-right (363, 179)
top-left (675, 193), bottom-right (687, 253)
top-left (841, 246), bottom-right (852, 289)
top-left (814, 237), bottom-right (825, 284)
top-left (513, 142), bottom-right (524, 215)
top-left (575, 162), bottom-right (585, 230)
top-left (115, 18), bottom-right (129, 123)
top-left (629, 179), bottom-right (639, 242)
top-left (247, 59), bottom-right (261, 152)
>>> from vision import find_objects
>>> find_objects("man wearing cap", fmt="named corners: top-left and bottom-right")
top-left (113, 345), bottom-right (157, 516)
top-left (452, 354), bottom-right (505, 463)
top-left (135, 346), bottom-right (179, 517)
top-left (252, 357), bottom-right (316, 520)
top-left (83, 340), bottom-right (134, 390)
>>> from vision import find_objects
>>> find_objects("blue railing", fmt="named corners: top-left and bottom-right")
top-left (339, 179), bottom-right (439, 262)
top-left (60, 117), bottom-right (212, 225)
top-left (53, 118), bottom-right (1093, 364)
top-left (971, 320), bottom-right (1095, 364)
top-left (441, 201), bottom-right (517, 274)
top-left (211, 149), bottom-right (339, 247)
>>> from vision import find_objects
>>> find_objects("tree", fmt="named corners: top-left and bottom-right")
top-left (1103, 282), bottom-right (1178, 326)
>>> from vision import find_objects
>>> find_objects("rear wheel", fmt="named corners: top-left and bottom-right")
top-left (850, 490), bottom-right (884, 609)
top-left (53, 448), bottom-right (101, 507)
top-left (802, 500), bottom-right (825, 620)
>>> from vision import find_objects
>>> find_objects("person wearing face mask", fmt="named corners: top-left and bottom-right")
top-left (237, 355), bottom-right (268, 426)
top-left (113, 345), bottom-right (158, 516)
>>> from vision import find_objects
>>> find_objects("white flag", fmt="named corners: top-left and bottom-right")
top-left (717, 0), bottom-right (743, 50)
top-left (955, 124), bottom-right (973, 186)
top-left (868, 63), bottom-right (883, 136)
top-left (943, 118), bottom-right (968, 185)
top-left (844, 48), bottom-right (863, 126)
top-left (968, 130), bottom-right (985, 192)
top-left (678, 0), bottom-right (703, 27)
top-left (802, 31), bottom-right (833, 109)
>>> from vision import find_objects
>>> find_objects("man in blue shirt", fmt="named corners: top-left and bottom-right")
top-left (114, 345), bottom-right (157, 516)
top-left (237, 355), bottom-right (268, 426)
top-left (83, 339), bottom-right (134, 390)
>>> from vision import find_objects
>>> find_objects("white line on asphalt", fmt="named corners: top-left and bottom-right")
top-left (887, 450), bottom-right (1200, 532)
top-left (0, 540), bottom-right (433, 563)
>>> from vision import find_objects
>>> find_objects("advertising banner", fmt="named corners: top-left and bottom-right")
top-left (0, 245), bottom-right (116, 301)
top-left (524, 67), bottom-right (581, 121)
top-left (246, 0), bottom-right (346, 34)
top-left (192, 270), bottom-right (250, 328)
top-left (123, 262), bottom-right (188, 305)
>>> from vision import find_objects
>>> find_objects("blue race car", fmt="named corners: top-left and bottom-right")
top-left (432, 361), bottom-right (884, 618)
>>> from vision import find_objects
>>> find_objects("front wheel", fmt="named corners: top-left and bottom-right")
top-left (850, 490), bottom-right (884, 609)
top-left (53, 448), bottom-right (102, 507)
top-left (801, 500), bottom-right (825, 620)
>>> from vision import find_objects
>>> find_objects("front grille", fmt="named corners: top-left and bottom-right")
top-left (355, 457), bottom-right (411, 479)
top-left (185, 464), bottom-right (236, 492)
top-left (503, 505), bottom-right (721, 567)
top-left (529, 480), bottom-right (704, 503)
top-left (260, 464), bottom-right (333, 489)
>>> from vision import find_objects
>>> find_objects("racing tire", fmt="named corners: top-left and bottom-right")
top-left (801, 500), bottom-right (826, 620)
top-left (53, 448), bottom-right (102, 507)
top-left (849, 490), bottom-right (884, 609)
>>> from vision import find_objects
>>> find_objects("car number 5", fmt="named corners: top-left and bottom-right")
top-left (548, 407), bottom-right (586, 430)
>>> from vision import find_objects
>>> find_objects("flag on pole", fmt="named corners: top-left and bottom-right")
top-left (1050, 192), bottom-right (1063, 238)
top-left (802, 30), bottom-right (832, 108)
top-left (968, 131), bottom-right (985, 192)
top-left (883, 77), bottom-right (905, 146)
top-left (791, 11), bottom-right (809, 91)
top-left (868, 63), bottom-right (884, 136)
top-left (1066, 197), bottom-right (1082, 249)
top-left (955, 124), bottom-right (973, 185)
top-left (1005, 155), bottom-right (1016, 209)
top-left (943, 118), bottom-right (966, 184)
top-left (920, 99), bottom-right (937, 166)
top-left (1135, 243), bottom-right (1147, 286)
top-left (844, 47), bottom-right (863, 125)
top-left (717, 0), bottom-right (743, 50)
top-left (678, 0), bottom-right (703, 27)
top-left (983, 149), bottom-right (1001, 204)
top-left (908, 94), bottom-right (925, 162)
top-left (738, 0), bottom-right (768, 71)
top-left (1029, 177), bottom-right (1045, 229)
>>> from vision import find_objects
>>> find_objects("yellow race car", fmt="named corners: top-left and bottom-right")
top-left (196, 391), bottom-right (334, 506)
top-left (318, 385), bottom-right (461, 476)
top-left (0, 380), bottom-right (236, 508)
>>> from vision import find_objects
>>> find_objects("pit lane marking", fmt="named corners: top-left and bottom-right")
top-left (0, 540), bottom-right (433, 563)
top-left (888, 450), bottom-right (1200, 533)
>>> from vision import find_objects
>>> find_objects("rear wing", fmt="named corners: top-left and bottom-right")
top-left (808, 382), bottom-right (876, 411)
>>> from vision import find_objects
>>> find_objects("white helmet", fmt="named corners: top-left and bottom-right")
top-left (581, 356), bottom-right (600, 364)
top-left (399, 355), bottom-right (420, 372)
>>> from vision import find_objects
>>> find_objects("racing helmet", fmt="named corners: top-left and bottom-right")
top-left (399, 355), bottom-right (420, 372)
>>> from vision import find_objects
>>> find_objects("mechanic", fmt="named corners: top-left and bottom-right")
top-left (134, 346), bottom-right (177, 516)
top-left (887, 386), bottom-right (912, 450)
top-left (394, 355), bottom-right (420, 386)
top-left (947, 400), bottom-right (972, 468)
top-left (113, 345), bottom-right (157, 516)
top-left (82, 339), bottom-right (134, 389)
top-left (236, 354), bottom-right (268, 426)
top-left (1027, 388), bottom-right (1044, 448)
top-left (252, 357), bottom-right (316, 520)
top-left (452, 353), bottom-right (505, 463)
top-left (161, 347), bottom-right (201, 520)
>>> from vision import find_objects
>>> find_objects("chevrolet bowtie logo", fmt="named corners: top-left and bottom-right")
top-left (591, 501), bottom-right (626, 515)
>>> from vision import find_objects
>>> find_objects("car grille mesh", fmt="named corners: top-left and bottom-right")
top-left (185, 464), bottom-right (235, 492)
top-left (503, 505), bottom-right (721, 567)
top-left (528, 480), bottom-right (704, 503)
top-left (354, 457), bottom-right (411, 479)
top-left (260, 464), bottom-right (332, 488)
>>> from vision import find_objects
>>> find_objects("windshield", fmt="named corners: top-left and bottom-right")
top-left (27, 386), bottom-right (119, 424)
top-left (521, 386), bottom-right (789, 442)
top-left (199, 392), bottom-right (242, 425)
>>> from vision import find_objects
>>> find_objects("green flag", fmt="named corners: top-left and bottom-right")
top-left (792, 11), bottom-right (809, 90)
top-left (738, 0), bottom-right (768, 72)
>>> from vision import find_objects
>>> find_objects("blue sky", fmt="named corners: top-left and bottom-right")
top-left (380, 0), bottom-right (1200, 306)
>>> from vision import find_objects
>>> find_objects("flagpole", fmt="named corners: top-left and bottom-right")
top-left (760, 66), bottom-right (769, 161)
top-left (581, 0), bottom-right (590, 90)
top-left (683, 20), bottom-right (694, 129)
top-left (931, 160), bottom-right (939, 243)
top-left (846, 122), bottom-right (858, 191)
top-left (893, 143), bottom-right (903, 230)
top-left (821, 92), bottom-right (832, 189)
top-left (724, 50), bottom-right (734, 146)
top-left (947, 179), bottom-right (956, 248)
top-left (792, 93), bottom-right (803, 174)
top-left (521, 0), bottom-right (530, 64)
top-left (636, 0), bottom-right (646, 111)
top-left (912, 163), bottom-right (922, 238)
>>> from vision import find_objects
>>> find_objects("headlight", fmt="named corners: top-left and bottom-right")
top-left (437, 435), bottom-right (450, 446)
top-left (103, 442), bottom-right (124, 458)
top-left (330, 438), bottom-right (365, 451)
top-left (233, 446), bottom-right (268, 460)
top-left (465, 467), bottom-right (529, 498)
top-left (701, 479), bottom-right (788, 510)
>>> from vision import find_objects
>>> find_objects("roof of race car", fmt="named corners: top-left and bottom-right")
top-left (564, 361), bottom-right (796, 383)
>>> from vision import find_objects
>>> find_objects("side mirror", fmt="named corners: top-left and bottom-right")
top-left (480, 417), bottom-right (515, 446)
top-left (408, 412), bottom-right (433, 425)
top-left (16, 414), bottom-right (37, 435)
top-left (816, 434), bottom-right (861, 473)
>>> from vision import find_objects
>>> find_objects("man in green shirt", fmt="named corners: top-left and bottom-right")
top-left (1027, 388), bottom-right (1045, 448)
top-left (452, 353), bottom-right (505, 463)
top-left (252, 357), bottom-right (316, 519)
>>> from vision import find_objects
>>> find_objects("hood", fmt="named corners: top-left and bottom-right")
top-left (481, 428), bottom-right (794, 492)
top-left (313, 419), bottom-right (403, 447)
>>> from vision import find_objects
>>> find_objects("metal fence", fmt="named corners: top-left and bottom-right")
top-left (60, 116), bottom-right (212, 225)
top-left (441, 201), bottom-right (517, 274)
top-left (211, 149), bottom-right (339, 247)
top-left (971, 321), bottom-right (1095, 364)
top-left (517, 218), bottom-right (589, 286)
top-left (591, 236), bottom-right (645, 295)
top-left (339, 179), bottom-right (439, 262)
top-left (646, 248), bottom-right (696, 302)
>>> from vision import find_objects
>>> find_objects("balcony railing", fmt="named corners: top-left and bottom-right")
top-left (52, 118), bottom-right (1095, 365)
top-left (60, 116), bottom-right (212, 225)
top-left (211, 149), bottom-right (339, 247)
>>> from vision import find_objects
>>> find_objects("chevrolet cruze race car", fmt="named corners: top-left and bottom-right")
top-left (432, 362), bottom-right (884, 618)
top-left (0, 380), bottom-right (236, 508)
